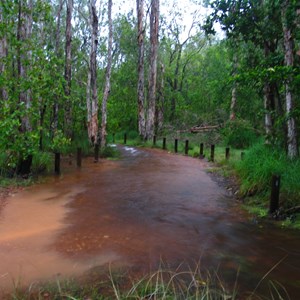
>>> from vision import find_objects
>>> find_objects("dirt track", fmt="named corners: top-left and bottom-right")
top-left (0, 146), bottom-right (299, 297)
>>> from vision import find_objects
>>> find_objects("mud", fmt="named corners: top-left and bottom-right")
top-left (0, 146), bottom-right (299, 297)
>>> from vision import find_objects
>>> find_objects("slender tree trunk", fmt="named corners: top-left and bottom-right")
top-left (17, 0), bottom-right (33, 175)
top-left (101, 0), bottom-right (113, 148)
top-left (64, 0), bottom-right (73, 138)
top-left (52, 0), bottom-right (63, 135)
top-left (137, 0), bottom-right (146, 138)
top-left (0, 6), bottom-right (8, 103)
top-left (263, 43), bottom-right (276, 143)
top-left (156, 62), bottom-right (165, 133)
top-left (230, 52), bottom-right (238, 120)
top-left (18, 0), bottom-right (32, 133)
top-left (282, 1), bottom-right (298, 158)
top-left (87, 0), bottom-right (99, 145)
top-left (146, 0), bottom-right (159, 140)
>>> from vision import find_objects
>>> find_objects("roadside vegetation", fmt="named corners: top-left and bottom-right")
top-left (6, 264), bottom-right (290, 300)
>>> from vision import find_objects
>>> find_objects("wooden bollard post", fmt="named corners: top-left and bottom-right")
top-left (77, 147), bottom-right (82, 167)
top-left (94, 144), bottom-right (99, 162)
top-left (174, 139), bottom-right (178, 153)
top-left (270, 175), bottom-right (281, 214)
top-left (113, 133), bottom-right (115, 143)
top-left (241, 151), bottom-right (245, 160)
top-left (163, 137), bottom-right (166, 150)
top-left (124, 133), bottom-right (127, 144)
top-left (55, 152), bottom-right (60, 175)
top-left (153, 135), bottom-right (156, 146)
top-left (226, 147), bottom-right (230, 160)
top-left (210, 145), bottom-right (215, 162)
top-left (185, 140), bottom-right (189, 155)
top-left (199, 143), bottom-right (204, 159)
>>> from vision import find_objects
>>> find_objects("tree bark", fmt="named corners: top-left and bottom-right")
top-left (282, 1), bottom-right (298, 158)
top-left (156, 62), bottom-right (165, 133)
top-left (137, 0), bottom-right (146, 138)
top-left (64, 0), bottom-right (73, 138)
top-left (87, 0), bottom-right (99, 145)
top-left (18, 0), bottom-right (32, 133)
top-left (263, 43), bottom-right (276, 144)
top-left (0, 6), bottom-right (8, 103)
top-left (52, 0), bottom-right (64, 135)
top-left (146, 0), bottom-right (159, 140)
top-left (230, 52), bottom-right (238, 120)
top-left (17, 0), bottom-right (33, 175)
top-left (101, 0), bottom-right (113, 148)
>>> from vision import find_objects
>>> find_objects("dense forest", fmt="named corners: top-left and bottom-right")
top-left (0, 0), bottom-right (299, 175)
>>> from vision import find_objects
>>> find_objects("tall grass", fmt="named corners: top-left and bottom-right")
top-left (234, 143), bottom-right (300, 206)
top-left (7, 263), bottom-right (291, 300)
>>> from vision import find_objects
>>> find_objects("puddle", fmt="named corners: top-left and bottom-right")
top-left (0, 147), bottom-right (299, 298)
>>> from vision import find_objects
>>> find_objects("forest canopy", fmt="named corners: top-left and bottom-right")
top-left (0, 0), bottom-right (299, 175)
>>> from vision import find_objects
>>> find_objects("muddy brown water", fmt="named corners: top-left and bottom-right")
top-left (0, 146), bottom-right (299, 298)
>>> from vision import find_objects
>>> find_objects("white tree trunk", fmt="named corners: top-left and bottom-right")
top-left (137, 0), bottom-right (146, 138)
top-left (230, 53), bottom-right (238, 120)
top-left (282, 1), bottom-right (298, 158)
top-left (18, 0), bottom-right (33, 133)
top-left (146, 0), bottom-right (159, 140)
top-left (64, 0), bottom-right (73, 138)
top-left (87, 0), bottom-right (99, 145)
top-left (101, 0), bottom-right (113, 148)
top-left (0, 7), bottom-right (8, 103)
top-left (52, 0), bottom-right (64, 134)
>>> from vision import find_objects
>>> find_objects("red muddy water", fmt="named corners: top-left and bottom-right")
top-left (0, 146), bottom-right (299, 298)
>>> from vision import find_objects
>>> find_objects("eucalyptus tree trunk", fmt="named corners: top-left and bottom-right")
top-left (87, 0), bottom-right (99, 145)
top-left (263, 43), bottom-right (276, 144)
top-left (146, 0), bottom-right (159, 140)
top-left (18, 0), bottom-right (33, 133)
top-left (156, 62), bottom-right (165, 133)
top-left (282, 1), bottom-right (298, 158)
top-left (52, 0), bottom-right (64, 135)
top-left (229, 53), bottom-right (238, 121)
top-left (0, 7), bottom-right (8, 103)
top-left (17, 0), bottom-right (33, 174)
top-left (137, 0), bottom-right (146, 138)
top-left (64, 0), bottom-right (73, 138)
top-left (101, 0), bottom-right (113, 148)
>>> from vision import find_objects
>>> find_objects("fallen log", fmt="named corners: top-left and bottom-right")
top-left (190, 125), bottom-right (220, 133)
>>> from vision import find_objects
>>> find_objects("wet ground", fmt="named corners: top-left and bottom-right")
top-left (0, 146), bottom-right (299, 298)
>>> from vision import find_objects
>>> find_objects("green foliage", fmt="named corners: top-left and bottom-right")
top-left (51, 130), bottom-right (71, 154)
top-left (31, 151), bottom-right (52, 174)
top-left (100, 146), bottom-right (120, 159)
top-left (222, 119), bottom-right (257, 149)
top-left (235, 143), bottom-right (300, 209)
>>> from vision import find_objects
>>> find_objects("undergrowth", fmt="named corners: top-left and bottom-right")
top-left (5, 264), bottom-right (290, 300)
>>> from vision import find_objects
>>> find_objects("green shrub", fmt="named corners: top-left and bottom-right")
top-left (31, 152), bottom-right (52, 174)
top-left (222, 119), bottom-right (257, 149)
top-left (100, 146), bottom-right (120, 159)
top-left (235, 143), bottom-right (300, 209)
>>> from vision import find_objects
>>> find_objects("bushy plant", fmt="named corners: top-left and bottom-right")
top-left (31, 152), bottom-right (52, 174)
top-left (222, 119), bottom-right (257, 149)
top-left (50, 130), bottom-right (71, 154)
top-left (100, 146), bottom-right (120, 159)
top-left (235, 143), bottom-right (300, 208)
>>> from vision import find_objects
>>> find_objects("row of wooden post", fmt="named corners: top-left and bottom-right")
top-left (151, 135), bottom-right (280, 214)
top-left (55, 133), bottom-right (281, 215)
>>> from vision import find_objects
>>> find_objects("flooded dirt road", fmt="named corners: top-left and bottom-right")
top-left (0, 146), bottom-right (299, 297)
